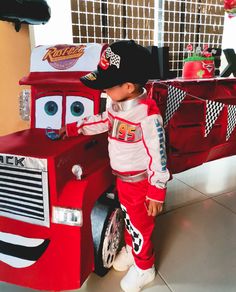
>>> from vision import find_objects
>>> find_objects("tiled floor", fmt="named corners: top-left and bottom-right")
top-left (1, 156), bottom-right (236, 292)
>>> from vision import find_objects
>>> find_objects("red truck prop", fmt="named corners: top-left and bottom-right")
top-left (0, 44), bottom-right (123, 291)
top-left (1, 43), bottom-right (236, 291)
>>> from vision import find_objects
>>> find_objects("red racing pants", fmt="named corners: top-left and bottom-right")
top-left (116, 178), bottom-right (155, 270)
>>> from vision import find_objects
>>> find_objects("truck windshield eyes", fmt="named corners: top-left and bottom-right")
top-left (70, 101), bottom-right (85, 117)
top-left (44, 101), bottom-right (58, 116)
top-left (35, 95), bottom-right (62, 129)
top-left (65, 96), bottom-right (94, 124)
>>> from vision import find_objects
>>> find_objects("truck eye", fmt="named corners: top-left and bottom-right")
top-left (65, 95), bottom-right (94, 124)
top-left (44, 101), bottom-right (58, 116)
top-left (70, 101), bottom-right (84, 117)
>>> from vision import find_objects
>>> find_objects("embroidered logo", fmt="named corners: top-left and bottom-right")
top-left (109, 117), bottom-right (142, 143)
top-left (99, 47), bottom-right (121, 69)
top-left (84, 72), bottom-right (97, 81)
top-left (118, 123), bottom-right (136, 142)
top-left (99, 49), bottom-right (110, 70)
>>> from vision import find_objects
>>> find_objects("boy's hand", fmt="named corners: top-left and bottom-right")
top-left (146, 200), bottom-right (163, 217)
top-left (59, 126), bottom-right (67, 139)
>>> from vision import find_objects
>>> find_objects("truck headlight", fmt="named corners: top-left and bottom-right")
top-left (52, 207), bottom-right (83, 226)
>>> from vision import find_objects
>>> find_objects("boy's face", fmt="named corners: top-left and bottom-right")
top-left (104, 82), bottom-right (138, 102)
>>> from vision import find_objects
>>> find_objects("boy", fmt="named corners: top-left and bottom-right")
top-left (60, 40), bottom-right (170, 292)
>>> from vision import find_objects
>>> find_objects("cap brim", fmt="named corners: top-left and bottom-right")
top-left (80, 71), bottom-right (104, 90)
top-left (80, 69), bottom-right (125, 90)
top-left (80, 68), bottom-right (149, 90)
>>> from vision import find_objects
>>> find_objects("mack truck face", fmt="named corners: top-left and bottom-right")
top-left (0, 44), bottom-right (122, 291)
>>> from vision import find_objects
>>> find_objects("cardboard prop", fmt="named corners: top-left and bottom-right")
top-left (0, 43), bottom-right (123, 290)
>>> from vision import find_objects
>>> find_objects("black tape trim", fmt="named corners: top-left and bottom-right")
top-left (0, 239), bottom-right (50, 261)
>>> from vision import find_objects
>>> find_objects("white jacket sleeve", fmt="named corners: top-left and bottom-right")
top-left (66, 111), bottom-right (109, 136)
top-left (141, 114), bottom-right (170, 202)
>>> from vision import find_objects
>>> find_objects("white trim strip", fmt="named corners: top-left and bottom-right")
top-left (0, 231), bottom-right (44, 247)
top-left (0, 186), bottom-right (42, 197)
top-left (0, 181), bottom-right (42, 192)
top-left (0, 254), bottom-right (35, 268)
top-left (0, 197), bottom-right (43, 209)
top-left (0, 191), bottom-right (43, 203)
top-left (1, 202), bottom-right (44, 215)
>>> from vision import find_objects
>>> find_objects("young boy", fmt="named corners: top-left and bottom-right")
top-left (60, 40), bottom-right (170, 292)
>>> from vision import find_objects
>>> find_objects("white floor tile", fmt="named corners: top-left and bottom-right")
top-left (78, 269), bottom-right (125, 292)
top-left (0, 268), bottom-right (171, 292)
top-left (213, 191), bottom-right (236, 213)
top-left (153, 199), bottom-right (236, 292)
top-left (79, 269), bottom-right (171, 292)
top-left (0, 282), bottom-right (38, 292)
top-left (174, 156), bottom-right (236, 197)
top-left (164, 178), bottom-right (207, 212)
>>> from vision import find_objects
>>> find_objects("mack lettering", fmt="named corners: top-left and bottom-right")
top-left (0, 155), bottom-right (25, 167)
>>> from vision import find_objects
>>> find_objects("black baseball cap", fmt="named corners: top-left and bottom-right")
top-left (80, 40), bottom-right (152, 90)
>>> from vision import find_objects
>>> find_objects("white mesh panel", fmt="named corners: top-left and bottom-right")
top-left (157, 0), bottom-right (225, 76)
top-left (71, 0), bottom-right (225, 77)
top-left (71, 0), bottom-right (155, 46)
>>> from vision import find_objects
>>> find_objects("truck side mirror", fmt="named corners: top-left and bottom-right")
top-left (19, 89), bottom-right (30, 121)
top-left (0, 0), bottom-right (51, 32)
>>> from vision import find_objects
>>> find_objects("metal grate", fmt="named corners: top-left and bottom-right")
top-left (157, 0), bottom-right (225, 76)
top-left (71, 0), bottom-right (155, 47)
top-left (0, 156), bottom-right (49, 227)
top-left (70, 0), bottom-right (225, 77)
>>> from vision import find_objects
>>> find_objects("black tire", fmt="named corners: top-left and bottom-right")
top-left (91, 194), bottom-right (123, 276)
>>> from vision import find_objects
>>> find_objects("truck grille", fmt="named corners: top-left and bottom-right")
top-left (0, 155), bottom-right (49, 227)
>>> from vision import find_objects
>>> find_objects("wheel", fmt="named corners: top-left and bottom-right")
top-left (91, 194), bottom-right (123, 276)
top-left (101, 208), bottom-right (123, 269)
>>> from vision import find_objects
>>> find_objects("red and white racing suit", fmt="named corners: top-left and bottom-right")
top-left (66, 89), bottom-right (170, 270)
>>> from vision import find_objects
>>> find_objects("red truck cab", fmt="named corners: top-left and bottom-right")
top-left (0, 44), bottom-right (123, 290)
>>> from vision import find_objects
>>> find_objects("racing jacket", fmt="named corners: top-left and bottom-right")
top-left (66, 89), bottom-right (170, 202)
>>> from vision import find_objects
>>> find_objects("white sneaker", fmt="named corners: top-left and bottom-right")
top-left (120, 264), bottom-right (156, 292)
top-left (113, 245), bottom-right (134, 271)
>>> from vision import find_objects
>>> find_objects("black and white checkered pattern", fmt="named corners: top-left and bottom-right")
top-left (205, 100), bottom-right (224, 137)
top-left (106, 47), bottom-right (121, 69)
top-left (226, 105), bottom-right (236, 141)
top-left (120, 204), bottom-right (143, 254)
top-left (164, 85), bottom-right (186, 126)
